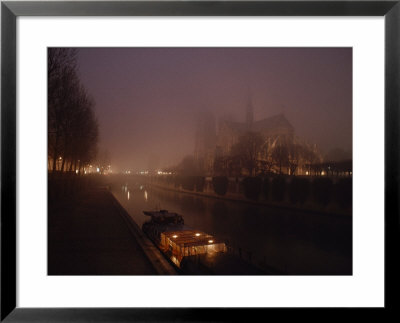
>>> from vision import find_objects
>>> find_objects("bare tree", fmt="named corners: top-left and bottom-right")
top-left (257, 142), bottom-right (273, 175)
top-left (257, 159), bottom-right (274, 175)
top-left (48, 49), bottom-right (78, 172)
top-left (97, 149), bottom-right (111, 174)
top-left (48, 48), bottom-right (99, 174)
top-left (303, 146), bottom-right (319, 175)
top-left (230, 132), bottom-right (264, 176)
top-left (287, 142), bottom-right (302, 175)
top-left (72, 88), bottom-right (99, 174)
top-left (271, 136), bottom-right (289, 174)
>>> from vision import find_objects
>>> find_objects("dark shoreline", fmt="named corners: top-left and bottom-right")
top-left (149, 182), bottom-right (352, 219)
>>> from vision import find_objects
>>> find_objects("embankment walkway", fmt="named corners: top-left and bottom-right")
top-left (48, 187), bottom-right (176, 275)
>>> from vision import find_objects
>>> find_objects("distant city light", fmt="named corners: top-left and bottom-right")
top-left (208, 240), bottom-right (214, 244)
top-left (156, 170), bottom-right (172, 175)
top-left (172, 235), bottom-right (178, 238)
top-left (195, 233), bottom-right (201, 237)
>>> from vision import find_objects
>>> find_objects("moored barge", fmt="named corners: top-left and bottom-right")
top-left (142, 210), bottom-right (226, 268)
top-left (142, 210), bottom-right (266, 275)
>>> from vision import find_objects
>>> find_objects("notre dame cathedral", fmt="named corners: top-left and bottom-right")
top-left (194, 98), bottom-right (321, 176)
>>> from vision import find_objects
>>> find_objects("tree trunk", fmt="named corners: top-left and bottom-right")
top-left (61, 156), bottom-right (66, 172)
top-left (52, 149), bottom-right (58, 172)
top-left (51, 130), bottom-right (60, 173)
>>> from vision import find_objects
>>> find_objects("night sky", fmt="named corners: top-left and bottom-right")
top-left (76, 48), bottom-right (352, 173)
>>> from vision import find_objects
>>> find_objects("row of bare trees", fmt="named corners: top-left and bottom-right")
top-left (48, 48), bottom-right (99, 174)
top-left (213, 132), bottom-right (319, 176)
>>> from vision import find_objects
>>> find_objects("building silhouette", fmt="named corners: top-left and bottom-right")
top-left (194, 99), bottom-right (321, 176)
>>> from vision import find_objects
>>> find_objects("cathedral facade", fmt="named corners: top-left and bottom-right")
top-left (194, 101), bottom-right (320, 176)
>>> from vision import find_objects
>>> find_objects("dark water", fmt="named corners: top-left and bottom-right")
top-left (109, 177), bottom-right (352, 275)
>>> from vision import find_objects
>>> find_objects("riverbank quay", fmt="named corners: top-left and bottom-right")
top-left (108, 175), bottom-right (352, 274)
top-left (148, 182), bottom-right (351, 219)
top-left (48, 176), bottom-right (176, 275)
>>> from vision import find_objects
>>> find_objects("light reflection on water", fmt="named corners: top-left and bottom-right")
top-left (113, 179), bottom-right (352, 275)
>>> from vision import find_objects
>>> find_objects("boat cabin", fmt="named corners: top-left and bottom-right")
top-left (159, 230), bottom-right (227, 267)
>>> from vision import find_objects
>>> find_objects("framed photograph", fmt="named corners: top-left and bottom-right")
top-left (1, 0), bottom-right (399, 321)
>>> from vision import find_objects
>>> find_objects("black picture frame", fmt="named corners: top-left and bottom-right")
top-left (1, 1), bottom-right (399, 321)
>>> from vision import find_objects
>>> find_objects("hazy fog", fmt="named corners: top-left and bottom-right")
top-left (77, 48), bottom-right (352, 172)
